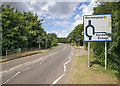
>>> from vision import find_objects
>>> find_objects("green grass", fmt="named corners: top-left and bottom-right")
top-left (76, 53), bottom-right (119, 80)
top-left (69, 53), bottom-right (118, 84)
top-left (0, 45), bottom-right (59, 62)
top-left (89, 52), bottom-right (119, 80)
top-left (92, 67), bottom-right (119, 80)
top-left (0, 52), bottom-right (39, 62)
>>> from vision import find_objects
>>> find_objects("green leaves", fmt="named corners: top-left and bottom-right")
top-left (67, 24), bottom-right (83, 44)
top-left (92, 2), bottom-right (120, 71)
top-left (2, 4), bottom-right (58, 55)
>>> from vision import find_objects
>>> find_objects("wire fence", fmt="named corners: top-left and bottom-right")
top-left (2, 47), bottom-right (40, 59)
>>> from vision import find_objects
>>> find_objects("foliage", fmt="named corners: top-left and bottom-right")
top-left (2, 4), bottom-right (58, 55)
top-left (67, 24), bottom-right (83, 45)
top-left (47, 33), bottom-right (58, 48)
top-left (57, 37), bottom-right (69, 43)
top-left (91, 2), bottom-right (120, 71)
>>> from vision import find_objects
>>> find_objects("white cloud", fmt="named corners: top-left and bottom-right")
top-left (62, 30), bottom-right (66, 33)
top-left (41, 1), bottom-right (55, 11)
top-left (48, 2), bottom-right (79, 19)
top-left (78, 4), bottom-right (87, 10)
top-left (73, 19), bottom-right (83, 26)
top-left (82, 0), bottom-right (98, 15)
top-left (74, 14), bottom-right (81, 20)
top-left (53, 20), bottom-right (70, 27)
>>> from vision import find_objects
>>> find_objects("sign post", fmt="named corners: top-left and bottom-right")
top-left (76, 35), bottom-right (80, 49)
top-left (88, 42), bottom-right (90, 67)
top-left (46, 38), bottom-right (47, 49)
top-left (83, 14), bottom-right (112, 69)
top-left (37, 37), bottom-right (42, 52)
top-left (105, 41), bottom-right (107, 70)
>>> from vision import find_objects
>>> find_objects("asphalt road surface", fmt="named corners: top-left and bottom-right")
top-left (1, 44), bottom-right (74, 85)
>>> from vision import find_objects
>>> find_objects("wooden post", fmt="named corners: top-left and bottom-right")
top-left (31, 48), bottom-right (32, 52)
top-left (17, 50), bottom-right (18, 56)
top-left (25, 49), bottom-right (26, 53)
top-left (6, 50), bottom-right (7, 59)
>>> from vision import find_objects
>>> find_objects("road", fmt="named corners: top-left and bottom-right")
top-left (1, 44), bottom-right (74, 84)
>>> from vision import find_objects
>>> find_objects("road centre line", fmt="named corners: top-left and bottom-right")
top-left (50, 73), bottom-right (65, 86)
top-left (3, 71), bottom-right (21, 84)
top-left (2, 51), bottom-right (59, 84)
top-left (2, 51), bottom-right (58, 73)
top-left (3, 45), bottom-right (67, 84)
top-left (2, 45), bottom-right (62, 65)
top-left (51, 52), bottom-right (73, 85)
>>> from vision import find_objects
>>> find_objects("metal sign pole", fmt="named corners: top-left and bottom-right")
top-left (105, 41), bottom-right (107, 70)
top-left (88, 42), bottom-right (90, 67)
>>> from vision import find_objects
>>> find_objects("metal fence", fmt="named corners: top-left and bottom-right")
top-left (3, 47), bottom-right (40, 59)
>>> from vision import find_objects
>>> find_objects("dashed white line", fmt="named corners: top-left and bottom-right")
top-left (3, 71), bottom-right (21, 84)
top-left (22, 67), bottom-right (30, 71)
top-left (3, 45), bottom-right (71, 84)
top-left (51, 73), bottom-right (65, 85)
top-left (10, 64), bottom-right (23, 71)
top-left (51, 52), bottom-right (73, 85)
top-left (3, 51), bottom-right (59, 84)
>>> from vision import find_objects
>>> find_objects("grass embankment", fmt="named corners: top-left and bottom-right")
top-left (0, 45), bottom-right (59, 62)
top-left (69, 53), bottom-right (118, 84)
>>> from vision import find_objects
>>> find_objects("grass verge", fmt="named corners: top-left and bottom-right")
top-left (0, 45), bottom-right (59, 62)
top-left (68, 53), bottom-right (118, 84)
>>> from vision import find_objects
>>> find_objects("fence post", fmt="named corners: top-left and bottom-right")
top-left (31, 48), bottom-right (32, 53)
top-left (6, 50), bottom-right (7, 59)
top-left (36, 48), bottom-right (37, 52)
top-left (25, 49), bottom-right (26, 54)
top-left (17, 49), bottom-right (18, 56)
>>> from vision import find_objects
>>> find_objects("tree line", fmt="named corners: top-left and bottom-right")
top-left (2, 4), bottom-right (58, 55)
top-left (67, 2), bottom-right (120, 76)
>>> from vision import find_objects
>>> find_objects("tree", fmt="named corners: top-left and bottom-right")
top-left (91, 2), bottom-right (120, 72)
top-left (2, 4), bottom-right (48, 55)
top-left (67, 24), bottom-right (83, 45)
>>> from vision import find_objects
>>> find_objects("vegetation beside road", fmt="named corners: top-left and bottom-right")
top-left (69, 53), bottom-right (118, 84)
top-left (0, 45), bottom-right (59, 62)
top-left (67, 2), bottom-right (120, 77)
top-left (1, 4), bottom-right (58, 56)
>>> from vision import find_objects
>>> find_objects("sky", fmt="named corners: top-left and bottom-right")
top-left (3, 0), bottom-right (98, 37)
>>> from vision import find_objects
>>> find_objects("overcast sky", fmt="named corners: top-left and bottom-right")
top-left (3, 0), bottom-right (98, 37)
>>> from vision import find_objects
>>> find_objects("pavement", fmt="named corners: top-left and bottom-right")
top-left (1, 44), bottom-right (74, 84)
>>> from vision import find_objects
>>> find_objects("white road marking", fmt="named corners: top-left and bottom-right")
top-left (22, 67), bottom-right (30, 72)
top-left (2, 54), bottom-right (40, 64)
top-left (3, 71), bottom-right (21, 84)
top-left (10, 64), bottom-right (23, 71)
top-left (3, 45), bottom-right (70, 84)
top-left (3, 51), bottom-right (58, 73)
top-left (62, 46), bottom-right (66, 51)
top-left (51, 52), bottom-right (73, 85)
top-left (0, 71), bottom-right (8, 74)
top-left (50, 73), bottom-right (65, 86)
top-left (39, 60), bottom-right (44, 65)
top-left (2, 51), bottom-right (59, 84)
